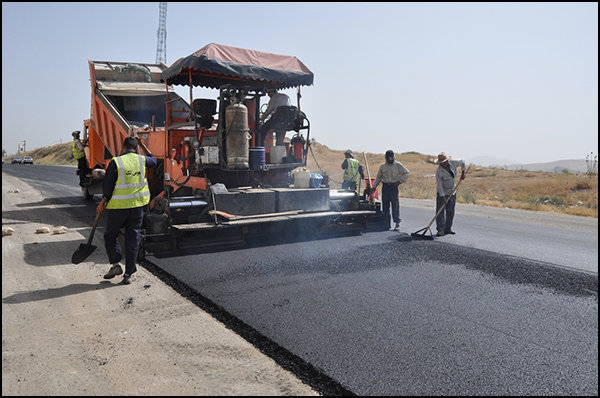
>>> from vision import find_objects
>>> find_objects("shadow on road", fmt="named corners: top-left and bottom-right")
top-left (3, 206), bottom-right (98, 230)
top-left (2, 281), bottom-right (119, 304)
top-left (23, 240), bottom-right (105, 267)
top-left (14, 197), bottom-right (89, 208)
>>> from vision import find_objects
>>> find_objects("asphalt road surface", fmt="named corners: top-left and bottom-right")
top-left (4, 164), bottom-right (598, 395)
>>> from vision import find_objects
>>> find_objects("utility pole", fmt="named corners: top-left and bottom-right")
top-left (156, 2), bottom-right (167, 64)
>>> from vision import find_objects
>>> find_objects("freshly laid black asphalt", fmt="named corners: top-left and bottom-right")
top-left (149, 231), bottom-right (598, 395)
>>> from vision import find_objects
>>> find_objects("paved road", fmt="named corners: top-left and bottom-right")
top-left (4, 164), bottom-right (598, 395)
top-left (397, 197), bottom-right (598, 274)
top-left (152, 232), bottom-right (597, 395)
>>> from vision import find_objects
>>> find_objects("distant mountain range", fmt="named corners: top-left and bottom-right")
top-left (466, 156), bottom-right (589, 174)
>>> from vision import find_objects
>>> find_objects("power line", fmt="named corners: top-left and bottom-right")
top-left (156, 2), bottom-right (167, 64)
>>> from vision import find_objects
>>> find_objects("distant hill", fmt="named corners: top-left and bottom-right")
top-left (466, 155), bottom-right (521, 168)
top-left (504, 159), bottom-right (588, 174)
top-left (467, 156), bottom-right (588, 174)
top-left (3, 141), bottom-right (597, 218)
top-left (4, 143), bottom-right (590, 174)
top-left (3, 143), bottom-right (76, 166)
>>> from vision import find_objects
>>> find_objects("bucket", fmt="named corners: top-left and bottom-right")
top-left (270, 145), bottom-right (287, 164)
top-left (249, 147), bottom-right (266, 170)
top-left (309, 173), bottom-right (323, 188)
top-left (294, 169), bottom-right (311, 188)
top-left (366, 178), bottom-right (379, 199)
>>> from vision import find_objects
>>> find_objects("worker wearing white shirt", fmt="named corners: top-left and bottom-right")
top-left (258, 89), bottom-right (291, 146)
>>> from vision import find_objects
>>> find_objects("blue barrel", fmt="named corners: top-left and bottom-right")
top-left (309, 173), bottom-right (323, 188)
top-left (249, 146), bottom-right (266, 170)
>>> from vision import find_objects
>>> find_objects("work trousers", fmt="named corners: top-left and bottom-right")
top-left (104, 206), bottom-right (144, 276)
top-left (436, 193), bottom-right (456, 233)
top-left (341, 180), bottom-right (357, 191)
top-left (382, 183), bottom-right (400, 225)
top-left (77, 157), bottom-right (88, 185)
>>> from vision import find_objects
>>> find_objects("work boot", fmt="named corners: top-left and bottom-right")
top-left (393, 223), bottom-right (400, 231)
top-left (436, 231), bottom-right (445, 237)
top-left (104, 264), bottom-right (123, 279)
top-left (444, 230), bottom-right (456, 235)
top-left (120, 274), bottom-right (132, 285)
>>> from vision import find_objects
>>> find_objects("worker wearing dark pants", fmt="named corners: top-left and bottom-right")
top-left (434, 152), bottom-right (466, 236)
top-left (96, 137), bottom-right (156, 284)
top-left (435, 193), bottom-right (456, 235)
top-left (372, 150), bottom-right (410, 231)
top-left (103, 207), bottom-right (144, 278)
top-left (382, 183), bottom-right (400, 227)
top-left (71, 130), bottom-right (89, 186)
top-left (341, 149), bottom-right (364, 191)
top-left (77, 157), bottom-right (88, 186)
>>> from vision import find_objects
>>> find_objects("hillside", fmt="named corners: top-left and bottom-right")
top-left (4, 141), bottom-right (597, 218)
top-left (4, 143), bottom-right (77, 166)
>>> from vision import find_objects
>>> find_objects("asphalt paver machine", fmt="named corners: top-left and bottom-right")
top-left (79, 43), bottom-right (389, 257)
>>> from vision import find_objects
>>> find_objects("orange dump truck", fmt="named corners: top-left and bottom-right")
top-left (79, 43), bottom-right (388, 256)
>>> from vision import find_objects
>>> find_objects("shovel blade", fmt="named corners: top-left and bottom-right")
top-left (71, 243), bottom-right (97, 264)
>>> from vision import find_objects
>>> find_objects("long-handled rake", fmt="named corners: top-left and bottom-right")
top-left (411, 165), bottom-right (471, 240)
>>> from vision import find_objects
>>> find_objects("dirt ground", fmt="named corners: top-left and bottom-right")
top-left (2, 171), bottom-right (317, 396)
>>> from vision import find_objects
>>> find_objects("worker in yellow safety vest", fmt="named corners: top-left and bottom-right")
top-left (96, 137), bottom-right (157, 285)
top-left (341, 149), bottom-right (364, 191)
top-left (72, 130), bottom-right (88, 186)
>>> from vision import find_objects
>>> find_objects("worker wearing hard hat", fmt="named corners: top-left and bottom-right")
top-left (71, 130), bottom-right (89, 187)
top-left (372, 150), bottom-right (410, 231)
top-left (341, 150), bottom-right (364, 191)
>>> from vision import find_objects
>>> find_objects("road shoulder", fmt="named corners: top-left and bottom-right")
top-left (2, 171), bottom-right (317, 396)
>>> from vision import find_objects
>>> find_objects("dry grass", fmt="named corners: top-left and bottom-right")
top-left (306, 142), bottom-right (598, 218)
top-left (5, 141), bottom-right (597, 218)
top-left (4, 143), bottom-right (77, 166)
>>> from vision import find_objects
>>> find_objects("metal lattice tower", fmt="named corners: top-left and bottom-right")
top-left (155, 2), bottom-right (167, 64)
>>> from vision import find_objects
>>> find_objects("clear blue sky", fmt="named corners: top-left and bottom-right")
top-left (2, 2), bottom-right (598, 164)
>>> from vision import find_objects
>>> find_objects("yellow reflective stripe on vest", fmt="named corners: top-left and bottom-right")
top-left (72, 140), bottom-right (85, 160)
top-left (105, 153), bottom-right (150, 209)
top-left (343, 158), bottom-right (359, 182)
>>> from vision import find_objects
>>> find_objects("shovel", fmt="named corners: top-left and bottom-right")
top-left (71, 211), bottom-right (102, 264)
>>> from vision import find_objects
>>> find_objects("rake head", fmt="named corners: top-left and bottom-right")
top-left (410, 227), bottom-right (435, 241)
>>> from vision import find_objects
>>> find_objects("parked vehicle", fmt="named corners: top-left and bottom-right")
top-left (22, 156), bottom-right (34, 165)
top-left (11, 157), bottom-right (22, 164)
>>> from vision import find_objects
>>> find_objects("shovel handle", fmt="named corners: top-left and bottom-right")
top-left (86, 211), bottom-right (102, 246)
